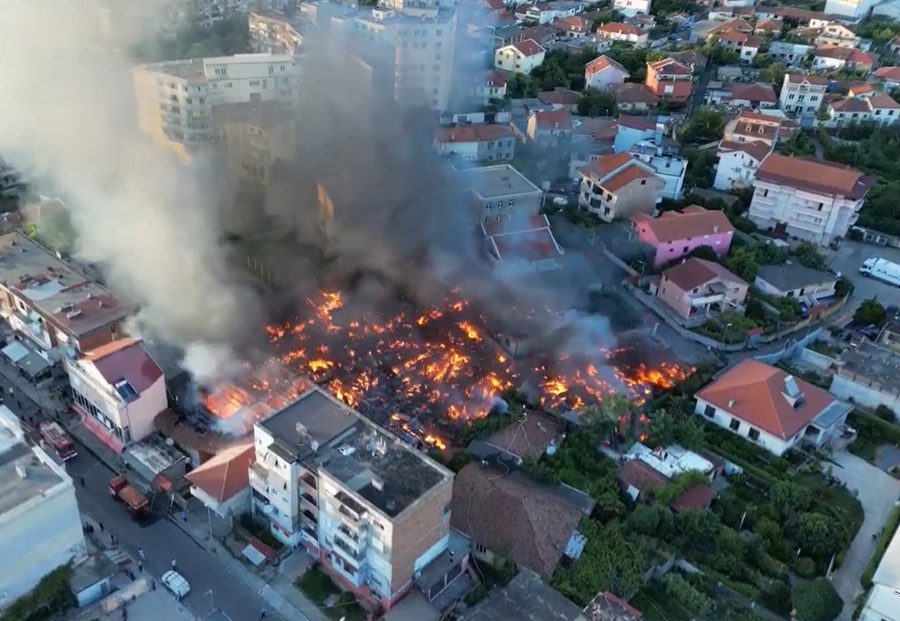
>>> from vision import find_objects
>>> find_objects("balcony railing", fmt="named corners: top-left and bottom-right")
top-left (689, 293), bottom-right (725, 306)
top-left (333, 537), bottom-right (364, 562)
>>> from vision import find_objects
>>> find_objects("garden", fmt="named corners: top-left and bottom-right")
top-left (295, 567), bottom-right (367, 621)
top-left (847, 408), bottom-right (900, 469)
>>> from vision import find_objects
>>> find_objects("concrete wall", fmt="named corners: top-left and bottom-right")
top-left (830, 373), bottom-right (900, 417)
top-left (796, 346), bottom-right (840, 371)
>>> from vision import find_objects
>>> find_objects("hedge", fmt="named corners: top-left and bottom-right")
top-left (848, 409), bottom-right (900, 445)
top-left (861, 502), bottom-right (900, 588)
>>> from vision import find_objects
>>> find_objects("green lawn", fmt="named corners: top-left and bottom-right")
top-left (295, 568), bottom-right (367, 621)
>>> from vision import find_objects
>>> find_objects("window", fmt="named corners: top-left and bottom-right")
top-left (730, 418), bottom-right (741, 431)
top-left (704, 404), bottom-right (715, 418)
top-left (748, 428), bottom-right (760, 441)
top-left (249, 80), bottom-right (261, 87)
top-left (486, 202), bottom-right (492, 210)
top-left (443, 502), bottom-right (450, 516)
top-left (509, 199), bottom-right (515, 207)
top-left (640, 179), bottom-right (647, 185)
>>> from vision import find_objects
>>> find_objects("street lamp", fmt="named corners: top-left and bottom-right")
top-left (205, 589), bottom-right (215, 613)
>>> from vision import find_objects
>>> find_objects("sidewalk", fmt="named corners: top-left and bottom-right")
top-left (170, 510), bottom-right (328, 621)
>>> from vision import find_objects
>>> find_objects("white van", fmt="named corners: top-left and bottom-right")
top-left (161, 571), bottom-right (190, 600)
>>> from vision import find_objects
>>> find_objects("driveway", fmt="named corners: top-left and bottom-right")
top-left (829, 240), bottom-right (900, 314)
top-left (827, 450), bottom-right (900, 620)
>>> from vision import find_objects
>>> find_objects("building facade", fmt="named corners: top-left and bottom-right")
top-left (0, 408), bottom-right (86, 605)
top-left (494, 39), bottom-right (546, 75)
top-left (578, 152), bottom-right (664, 222)
top-left (248, 389), bottom-right (455, 609)
top-left (132, 53), bottom-right (303, 160)
top-left (249, 11), bottom-right (304, 54)
top-left (778, 73), bottom-right (828, 116)
top-left (463, 165), bottom-right (544, 225)
top-left (212, 100), bottom-right (298, 186)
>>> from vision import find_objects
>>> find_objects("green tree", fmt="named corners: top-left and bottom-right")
top-left (854, 298), bottom-right (887, 326)
top-left (628, 504), bottom-right (662, 536)
top-left (761, 62), bottom-right (787, 91)
top-left (663, 572), bottom-right (714, 615)
top-left (725, 246), bottom-right (760, 282)
top-left (792, 242), bottom-right (827, 270)
top-left (674, 415), bottom-right (705, 450)
top-left (770, 481), bottom-right (813, 517)
top-left (680, 106), bottom-right (728, 144)
top-left (674, 508), bottom-right (722, 548)
top-left (578, 88), bottom-right (618, 117)
top-left (647, 409), bottom-right (676, 447)
top-left (786, 512), bottom-right (848, 559)
top-left (506, 73), bottom-right (537, 98)
top-left (791, 578), bottom-right (843, 621)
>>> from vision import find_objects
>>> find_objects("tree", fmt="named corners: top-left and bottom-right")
top-left (679, 106), bottom-right (728, 144)
top-left (761, 62), bottom-right (787, 91)
top-left (786, 512), bottom-right (848, 559)
top-left (628, 504), bottom-right (662, 536)
top-left (854, 298), bottom-right (887, 326)
top-left (674, 508), bottom-right (722, 548)
top-left (663, 572), bottom-right (714, 615)
top-left (791, 578), bottom-right (843, 621)
top-left (506, 73), bottom-right (537, 98)
top-left (725, 246), bottom-right (760, 282)
top-left (770, 481), bottom-right (814, 517)
top-left (792, 242), bottom-right (827, 270)
top-left (674, 415), bottom-right (705, 449)
top-left (835, 276), bottom-right (855, 298)
top-left (578, 88), bottom-right (618, 117)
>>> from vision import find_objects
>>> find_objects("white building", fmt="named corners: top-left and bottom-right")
top-left (494, 39), bottom-right (546, 75)
top-left (778, 73), bottom-right (829, 116)
top-left (0, 407), bottom-right (86, 605)
top-left (584, 55), bottom-right (630, 90)
top-left (65, 339), bottom-right (166, 451)
top-left (695, 359), bottom-right (852, 456)
top-left (624, 442), bottom-right (716, 478)
top-left (248, 389), bottom-right (456, 610)
top-left (748, 153), bottom-right (874, 246)
top-left (614, 0), bottom-right (652, 16)
top-left (132, 53), bottom-right (303, 160)
top-left (860, 504), bottom-right (900, 621)
top-left (0, 158), bottom-right (23, 197)
top-left (824, 0), bottom-right (877, 19)
top-left (630, 143), bottom-right (686, 200)
top-left (714, 140), bottom-right (770, 191)
top-left (186, 442), bottom-right (255, 519)
top-left (753, 263), bottom-right (838, 302)
top-left (821, 94), bottom-right (900, 128)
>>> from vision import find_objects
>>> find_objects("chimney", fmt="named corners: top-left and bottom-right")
top-left (713, 225), bottom-right (719, 234)
top-left (728, 398), bottom-right (735, 408)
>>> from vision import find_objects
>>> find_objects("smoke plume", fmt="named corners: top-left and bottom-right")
top-left (0, 0), bottom-right (262, 353)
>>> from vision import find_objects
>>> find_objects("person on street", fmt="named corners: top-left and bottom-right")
top-left (137, 560), bottom-right (142, 572)
top-left (98, 522), bottom-right (104, 533)
top-left (260, 607), bottom-right (268, 620)
top-left (171, 558), bottom-right (178, 571)
top-left (138, 548), bottom-right (145, 561)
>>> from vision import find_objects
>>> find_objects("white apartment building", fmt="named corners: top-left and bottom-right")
top-left (0, 407), bottom-right (86, 605)
top-left (824, 0), bottom-right (877, 18)
top-left (249, 389), bottom-right (456, 610)
top-left (65, 339), bottom-right (166, 450)
top-left (132, 53), bottom-right (303, 160)
top-left (748, 153), bottom-right (875, 246)
top-left (249, 11), bottom-right (304, 54)
top-left (614, 0), bottom-right (652, 16)
top-left (779, 74), bottom-right (828, 116)
top-left (337, 7), bottom-right (457, 111)
top-left (714, 140), bottom-right (771, 191)
top-left (630, 143), bottom-right (686, 200)
top-left (822, 93), bottom-right (900, 127)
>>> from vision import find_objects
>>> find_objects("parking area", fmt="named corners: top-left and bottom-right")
top-left (829, 240), bottom-right (900, 313)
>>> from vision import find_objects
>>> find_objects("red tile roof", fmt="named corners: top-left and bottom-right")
top-left (726, 82), bottom-right (777, 104)
top-left (647, 79), bottom-right (692, 101)
top-left (476, 70), bottom-right (508, 88)
top-left (512, 38), bottom-right (545, 57)
top-left (648, 58), bottom-right (692, 76)
top-left (585, 55), bottom-right (629, 77)
top-left (597, 22), bottom-right (642, 37)
top-left (785, 73), bottom-right (830, 86)
top-left (671, 485), bottom-right (717, 512)
top-left (554, 15), bottom-right (591, 33)
top-left (662, 257), bottom-right (746, 292)
top-left (580, 152), bottom-right (634, 179)
top-left (743, 35), bottom-right (763, 49)
top-left (435, 124), bottom-right (513, 144)
top-left (696, 359), bottom-right (840, 440)
top-left (719, 139), bottom-right (771, 163)
top-left (185, 441), bottom-right (255, 503)
top-left (634, 205), bottom-right (735, 244)
top-left (617, 114), bottom-right (658, 130)
top-left (603, 164), bottom-right (659, 192)
top-left (617, 459), bottom-right (670, 494)
top-left (482, 215), bottom-right (564, 263)
top-left (718, 30), bottom-right (750, 43)
top-left (83, 338), bottom-right (163, 394)
top-left (757, 154), bottom-right (874, 200)
top-left (875, 66), bottom-right (900, 81)
top-left (532, 108), bottom-right (572, 130)
top-left (610, 83), bottom-right (660, 105)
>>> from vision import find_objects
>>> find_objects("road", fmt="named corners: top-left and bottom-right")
top-left (829, 239), bottom-right (900, 314)
top-left (66, 449), bottom-right (285, 621)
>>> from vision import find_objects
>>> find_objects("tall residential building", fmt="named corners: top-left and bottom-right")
top-left (132, 53), bottom-right (302, 161)
top-left (249, 11), bottom-right (304, 54)
top-left (0, 158), bottom-right (23, 197)
top-left (824, 0), bottom-right (876, 18)
top-left (333, 7), bottom-right (457, 112)
top-left (248, 389), bottom-right (456, 609)
top-left (778, 73), bottom-right (829, 116)
top-left (748, 154), bottom-right (875, 247)
top-left (212, 100), bottom-right (298, 186)
top-left (0, 407), bottom-right (86, 605)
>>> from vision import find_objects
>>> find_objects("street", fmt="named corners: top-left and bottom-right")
top-left (829, 239), bottom-right (900, 314)
top-left (66, 448), bottom-right (285, 621)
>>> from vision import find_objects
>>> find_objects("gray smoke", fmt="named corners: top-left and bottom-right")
top-left (0, 0), bottom-right (262, 352)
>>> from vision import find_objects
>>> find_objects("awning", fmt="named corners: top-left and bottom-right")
top-left (18, 352), bottom-right (51, 378)
top-left (2, 341), bottom-right (29, 363)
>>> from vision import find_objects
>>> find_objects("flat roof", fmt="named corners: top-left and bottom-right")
top-left (625, 442), bottom-right (714, 479)
top-left (125, 436), bottom-right (187, 476)
top-left (319, 422), bottom-right (449, 518)
top-left (872, 505), bottom-right (900, 589)
top-left (838, 342), bottom-right (900, 394)
top-left (864, 584), bottom-right (900, 620)
top-left (462, 570), bottom-right (584, 621)
top-left (0, 442), bottom-right (64, 517)
top-left (260, 389), bottom-right (359, 461)
top-left (462, 165), bottom-right (542, 199)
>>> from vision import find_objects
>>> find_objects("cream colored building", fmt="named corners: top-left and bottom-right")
top-left (578, 152), bottom-right (664, 222)
top-left (0, 407), bottom-right (86, 606)
top-left (213, 100), bottom-right (297, 186)
top-left (249, 11), bottom-right (304, 54)
top-left (334, 7), bottom-right (457, 112)
top-left (132, 53), bottom-right (302, 161)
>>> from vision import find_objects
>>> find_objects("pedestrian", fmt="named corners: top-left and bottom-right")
top-left (98, 522), bottom-right (104, 533)
top-left (180, 511), bottom-right (187, 522)
top-left (137, 560), bottom-right (142, 572)
top-left (171, 558), bottom-right (177, 571)
top-left (151, 579), bottom-right (156, 592)
top-left (138, 548), bottom-right (145, 561)
top-left (260, 607), bottom-right (268, 620)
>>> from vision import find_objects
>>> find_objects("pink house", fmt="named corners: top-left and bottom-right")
top-left (657, 258), bottom-right (749, 321)
top-left (632, 206), bottom-right (735, 267)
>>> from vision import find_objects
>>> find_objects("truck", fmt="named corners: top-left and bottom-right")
top-left (39, 421), bottom-right (77, 461)
top-left (860, 258), bottom-right (900, 287)
top-left (108, 475), bottom-right (149, 520)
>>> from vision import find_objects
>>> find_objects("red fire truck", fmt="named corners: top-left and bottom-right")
top-left (39, 421), bottom-right (78, 461)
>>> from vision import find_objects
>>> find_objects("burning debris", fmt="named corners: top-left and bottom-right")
top-left (264, 288), bottom-right (691, 446)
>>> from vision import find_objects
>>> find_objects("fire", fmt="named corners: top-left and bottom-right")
top-left (266, 290), bottom-right (690, 445)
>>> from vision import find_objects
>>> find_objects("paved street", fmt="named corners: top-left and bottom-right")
top-left (66, 448), bottom-right (286, 621)
top-left (829, 240), bottom-right (900, 314)
top-left (827, 451), bottom-right (900, 621)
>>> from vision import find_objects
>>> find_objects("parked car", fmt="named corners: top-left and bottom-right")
top-left (162, 571), bottom-right (190, 600)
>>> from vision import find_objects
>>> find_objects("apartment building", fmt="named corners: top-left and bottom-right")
top-left (815, 22), bottom-right (860, 48)
top-left (632, 205), bottom-right (735, 266)
top-left (212, 100), bottom-right (298, 186)
top-left (132, 53), bottom-right (302, 161)
top-left (578, 152), bottom-right (664, 222)
top-left (433, 124), bottom-right (516, 161)
top-left (249, 10), bottom-right (304, 54)
top-left (249, 389), bottom-right (456, 609)
top-left (645, 58), bottom-right (692, 103)
top-left (778, 73), bottom-right (828, 116)
top-left (748, 154), bottom-right (875, 246)
top-left (714, 139), bottom-right (771, 191)
top-left (65, 339), bottom-right (166, 452)
top-left (723, 111), bottom-right (781, 147)
top-left (0, 408), bottom-right (86, 604)
top-left (822, 93), bottom-right (900, 128)
top-left (495, 39), bottom-right (547, 75)
top-left (336, 7), bottom-right (458, 111)
top-left (0, 233), bottom-right (134, 359)
top-left (630, 143), bottom-right (686, 200)
top-left (0, 158), bottom-right (23, 197)
top-left (824, 0), bottom-right (877, 18)
top-left (462, 165), bottom-right (544, 225)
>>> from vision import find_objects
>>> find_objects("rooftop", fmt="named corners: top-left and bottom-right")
top-left (318, 419), bottom-right (449, 518)
top-left (617, 459), bottom-right (670, 498)
top-left (755, 263), bottom-right (836, 292)
top-left (482, 216), bottom-right (564, 264)
top-left (625, 442), bottom-right (716, 479)
top-left (510, 39), bottom-right (545, 57)
top-left (124, 435), bottom-right (187, 477)
top-left (584, 591), bottom-right (644, 621)
top-left (718, 139), bottom-right (771, 163)
top-left (81, 339), bottom-right (163, 398)
top-left (259, 389), bottom-right (359, 462)
top-left (696, 359), bottom-right (846, 440)
top-left (461, 570), bottom-right (585, 621)
top-left (663, 258), bottom-right (746, 292)
top-left (838, 341), bottom-right (900, 395)
top-left (633, 205), bottom-right (735, 244)
top-left (873, 501), bottom-right (900, 588)
top-left (435, 124), bottom-right (514, 144)
top-left (485, 411), bottom-right (558, 461)
top-left (185, 441), bottom-right (255, 503)
top-left (0, 440), bottom-right (65, 517)
top-left (464, 164), bottom-right (542, 199)
top-left (756, 154), bottom-right (875, 200)
top-left (671, 484), bottom-right (717, 512)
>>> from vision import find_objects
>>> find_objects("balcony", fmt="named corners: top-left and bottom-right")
top-left (689, 293), bottom-right (725, 306)
top-left (300, 491), bottom-right (317, 515)
top-left (335, 523), bottom-right (362, 546)
top-left (333, 537), bottom-right (365, 562)
top-left (249, 462), bottom-right (269, 492)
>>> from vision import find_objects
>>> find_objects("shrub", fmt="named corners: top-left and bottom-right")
top-left (663, 572), bottom-right (714, 615)
top-left (861, 503), bottom-right (900, 587)
top-left (794, 557), bottom-right (817, 579)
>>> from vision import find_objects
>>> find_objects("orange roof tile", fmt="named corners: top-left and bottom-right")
top-left (635, 206), bottom-right (735, 244)
top-left (585, 54), bottom-right (629, 77)
top-left (185, 442), bottom-right (255, 502)
top-left (597, 22), bottom-right (642, 37)
top-left (757, 154), bottom-right (874, 199)
top-left (511, 38), bottom-right (545, 57)
top-left (435, 124), bottom-right (513, 144)
top-left (662, 257), bottom-right (745, 291)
